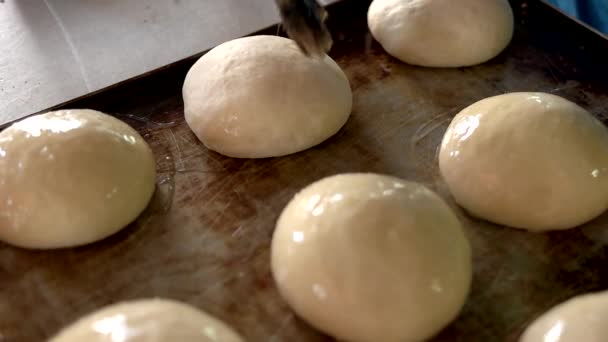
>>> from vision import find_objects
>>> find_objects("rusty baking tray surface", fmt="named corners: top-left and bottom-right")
top-left (2, 0), bottom-right (608, 341)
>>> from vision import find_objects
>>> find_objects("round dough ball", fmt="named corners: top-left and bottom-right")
top-left (271, 173), bottom-right (472, 342)
top-left (439, 92), bottom-right (608, 231)
top-left (0, 109), bottom-right (156, 249)
top-left (49, 298), bottom-right (245, 342)
top-left (367, 0), bottom-right (514, 67)
top-left (520, 291), bottom-right (608, 342)
top-left (182, 35), bottom-right (352, 158)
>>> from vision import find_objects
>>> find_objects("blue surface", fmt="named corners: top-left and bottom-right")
top-left (548, 0), bottom-right (608, 34)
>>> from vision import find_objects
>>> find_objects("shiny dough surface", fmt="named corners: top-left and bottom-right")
top-left (439, 92), bottom-right (608, 231)
top-left (520, 291), bottom-right (608, 342)
top-left (49, 298), bottom-right (245, 342)
top-left (0, 109), bottom-right (156, 249)
top-left (271, 173), bottom-right (472, 342)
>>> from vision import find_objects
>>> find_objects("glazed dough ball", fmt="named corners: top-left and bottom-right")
top-left (520, 291), bottom-right (608, 342)
top-left (0, 109), bottom-right (156, 249)
top-left (439, 92), bottom-right (608, 231)
top-left (49, 298), bottom-right (244, 342)
top-left (367, 0), bottom-right (514, 67)
top-left (182, 35), bottom-right (352, 158)
top-left (271, 173), bottom-right (472, 342)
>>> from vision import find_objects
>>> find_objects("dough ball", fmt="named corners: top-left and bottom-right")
top-left (520, 291), bottom-right (608, 342)
top-left (439, 92), bottom-right (608, 231)
top-left (182, 35), bottom-right (352, 158)
top-left (0, 109), bottom-right (156, 249)
top-left (367, 0), bottom-right (514, 67)
top-left (271, 173), bottom-right (472, 342)
top-left (49, 298), bottom-right (244, 342)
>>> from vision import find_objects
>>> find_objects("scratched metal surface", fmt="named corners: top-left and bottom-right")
top-left (2, 0), bottom-right (608, 341)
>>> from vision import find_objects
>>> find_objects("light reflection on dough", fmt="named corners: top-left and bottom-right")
top-left (329, 193), bottom-right (344, 203)
top-left (305, 194), bottom-right (321, 212)
top-left (430, 278), bottom-right (444, 294)
top-left (12, 112), bottom-right (84, 138)
top-left (92, 314), bottom-right (130, 342)
top-left (544, 320), bottom-right (565, 342)
top-left (452, 114), bottom-right (480, 142)
top-left (292, 231), bottom-right (305, 243)
top-left (312, 283), bottom-right (328, 301)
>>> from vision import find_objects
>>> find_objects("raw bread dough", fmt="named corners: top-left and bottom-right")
top-left (271, 173), bottom-right (472, 342)
top-left (48, 298), bottom-right (244, 342)
top-left (0, 109), bottom-right (156, 249)
top-left (182, 35), bottom-right (352, 158)
top-left (439, 92), bottom-right (608, 231)
top-left (520, 291), bottom-right (608, 342)
top-left (367, 0), bottom-right (514, 67)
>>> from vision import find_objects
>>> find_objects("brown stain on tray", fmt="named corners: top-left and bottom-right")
top-left (2, 0), bottom-right (608, 341)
